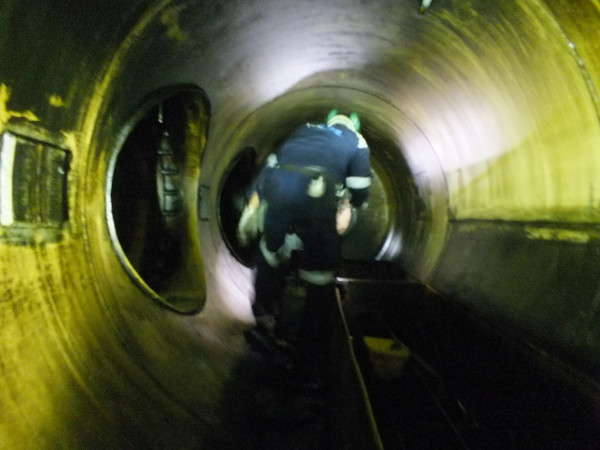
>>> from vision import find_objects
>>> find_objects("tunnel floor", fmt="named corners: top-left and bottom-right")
top-left (211, 262), bottom-right (600, 449)
top-left (212, 344), bottom-right (333, 449)
top-left (210, 281), bottom-right (335, 450)
top-left (341, 265), bottom-right (600, 450)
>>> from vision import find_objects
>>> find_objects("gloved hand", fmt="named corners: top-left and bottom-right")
top-left (237, 192), bottom-right (260, 246)
top-left (280, 233), bottom-right (303, 259)
top-left (258, 233), bottom-right (303, 269)
top-left (336, 198), bottom-right (354, 235)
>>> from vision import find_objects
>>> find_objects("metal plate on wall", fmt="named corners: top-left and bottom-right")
top-left (0, 131), bottom-right (70, 243)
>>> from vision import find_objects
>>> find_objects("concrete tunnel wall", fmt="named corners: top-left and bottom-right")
top-left (0, 0), bottom-right (599, 446)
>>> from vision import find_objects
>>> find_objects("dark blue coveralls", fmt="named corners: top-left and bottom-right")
top-left (252, 121), bottom-right (372, 368)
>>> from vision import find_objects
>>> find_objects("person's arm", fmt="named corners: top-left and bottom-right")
top-left (236, 152), bottom-right (279, 245)
top-left (237, 191), bottom-right (261, 246)
top-left (248, 191), bottom-right (259, 209)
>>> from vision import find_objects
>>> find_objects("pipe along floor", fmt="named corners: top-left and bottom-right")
top-left (213, 262), bottom-right (600, 449)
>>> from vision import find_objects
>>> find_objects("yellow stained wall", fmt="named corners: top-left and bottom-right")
top-left (407, 1), bottom-right (600, 222)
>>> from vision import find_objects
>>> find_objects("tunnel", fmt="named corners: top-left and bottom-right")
top-left (1, 0), bottom-right (599, 448)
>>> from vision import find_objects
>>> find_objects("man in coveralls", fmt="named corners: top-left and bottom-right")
top-left (237, 110), bottom-right (372, 382)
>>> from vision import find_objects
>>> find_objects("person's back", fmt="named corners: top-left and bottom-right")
top-left (275, 123), bottom-right (366, 185)
top-left (238, 111), bottom-right (373, 383)
top-left (259, 116), bottom-right (371, 248)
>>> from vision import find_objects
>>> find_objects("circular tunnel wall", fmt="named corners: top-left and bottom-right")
top-left (0, 0), bottom-right (599, 447)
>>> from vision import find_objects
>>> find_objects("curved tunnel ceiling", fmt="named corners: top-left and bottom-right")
top-left (0, 0), bottom-right (599, 446)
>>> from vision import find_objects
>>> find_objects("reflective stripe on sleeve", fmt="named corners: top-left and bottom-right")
top-left (346, 176), bottom-right (372, 189)
top-left (356, 133), bottom-right (368, 149)
top-left (298, 268), bottom-right (335, 286)
top-left (260, 237), bottom-right (282, 268)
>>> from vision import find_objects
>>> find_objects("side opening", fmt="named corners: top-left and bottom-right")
top-left (107, 87), bottom-right (209, 314)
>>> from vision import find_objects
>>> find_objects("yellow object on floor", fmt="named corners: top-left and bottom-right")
top-left (363, 336), bottom-right (411, 380)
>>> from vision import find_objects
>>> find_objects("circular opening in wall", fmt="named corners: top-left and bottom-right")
top-left (107, 87), bottom-right (209, 314)
top-left (217, 108), bottom-right (416, 268)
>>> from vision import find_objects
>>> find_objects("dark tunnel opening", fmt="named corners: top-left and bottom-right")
top-left (216, 91), bottom-right (425, 269)
top-left (217, 133), bottom-right (411, 267)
